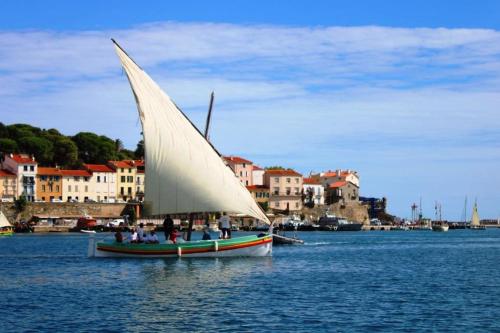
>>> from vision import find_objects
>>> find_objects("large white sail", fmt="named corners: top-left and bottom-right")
top-left (113, 41), bottom-right (269, 223)
top-left (471, 203), bottom-right (480, 226)
top-left (0, 211), bottom-right (11, 228)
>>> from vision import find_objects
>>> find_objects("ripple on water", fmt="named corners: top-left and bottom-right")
top-left (0, 230), bottom-right (499, 332)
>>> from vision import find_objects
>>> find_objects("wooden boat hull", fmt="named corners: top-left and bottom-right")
top-left (89, 234), bottom-right (273, 258)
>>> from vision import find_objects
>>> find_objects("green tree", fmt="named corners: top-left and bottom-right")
top-left (15, 195), bottom-right (27, 213)
top-left (73, 132), bottom-right (118, 164)
top-left (53, 137), bottom-right (78, 168)
top-left (123, 204), bottom-right (137, 224)
top-left (7, 123), bottom-right (41, 139)
top-left (18, 136), bottom-right (54, 165)
top-left (134, 139), bottom-right (144, 159)
top-left (0, 138), bottom-right (19, 153)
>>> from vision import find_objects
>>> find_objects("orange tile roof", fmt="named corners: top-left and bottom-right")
top-left (265, 169), bottom-right (302, 176)
top-left (60, 170), bottom-right (92, 177)
top-left (0, 169), bottom-right (16, 177)
top-left (303, 177), bottom-right (320, 185)
top-left (7, 154), bottom-right (36, 164)
top-left (108, 161), bottom-right (133, 169)
top-left (223, 156), bottom-right (252, 164)
top-left (84, 164), bottom-right (115, 173)
top-left (252, 165), bottom-right (263, 171)
top-left (37, 167), bottom-right (62, 176)
top-left (329, 181), bottom-right (347, 188)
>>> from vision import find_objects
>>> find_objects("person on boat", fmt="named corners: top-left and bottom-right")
top-left (169, 228), bottom-right (178, 244)
top-left (146, 230), bottom-right (159, 244)
top-left (137, 223), bottom-right (145, 242)
top-left (163, 214), bottom-right (174, 241)
top-left (219, 212), bottom-right (231, 239)
top-left (129, 228), bottom-right (139, 243)
top-left (115, 229), bottom-right (123, 243)
top-left (202, 228), bottom-right (211, 240)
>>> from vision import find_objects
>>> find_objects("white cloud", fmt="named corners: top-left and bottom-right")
top-left (1, 22), bottom-right (500, 218)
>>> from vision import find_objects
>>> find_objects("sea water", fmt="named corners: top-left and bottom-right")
top-left (0, 230), bottom-right (499, 332)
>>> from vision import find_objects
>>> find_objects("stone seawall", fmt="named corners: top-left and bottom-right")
top-left (302, 201), bottom-right (370, 224)
top-left (0, 202), bottom-right (130, 222)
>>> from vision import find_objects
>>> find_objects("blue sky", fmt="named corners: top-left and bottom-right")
top-left (1, 1), bottom-right (500, 219)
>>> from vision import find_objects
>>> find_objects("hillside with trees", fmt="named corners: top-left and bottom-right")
top-left (0, 122), bottom-right (143, 168)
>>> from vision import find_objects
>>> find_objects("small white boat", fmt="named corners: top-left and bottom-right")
top-left (80, 230), bottom-right (96, 234)
top-left (432, 224), bottom-right (449, 232)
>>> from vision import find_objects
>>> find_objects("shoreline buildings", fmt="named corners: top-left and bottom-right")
top-left (1, 153), bottom-right (364, 215)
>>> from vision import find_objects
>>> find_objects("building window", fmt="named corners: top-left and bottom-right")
top-left (120, 187), bottom-right (124, 195)
top-left (128, 169), bottom-right (131, 173)
top-left (56, 185), bottom-right (59, 192)
top-left (121, 168), bottom-right (124, 173)
top-left (54, 176), bottom-right (59, 181)
top-left (75, 185), bottom-right (79, 192)
top-left (239, 171), bottom-right (243, 176)
top-left (85, 185), bottom-right (88, 192)
top-left (274, 202), bottom-right (279, 207)
top-left (295, 202), bottom-right (299, 208)
top-left (23, 165), bottom-right (28, 171)
top-left (30, 166), bottom-right (34, 172)
top-left (104, 176), bottom-right (107, 182)
top-left (295, 178), bottom-right (299, 183)
top-left (121, 176), bottom-right (126, 182)
top-left (127, 176), bottom-right (133, 183)
top-left (273, 187), bottom-right (279, 195)
top-left (97, 176), bottom-right (101, 183)
top-left (127, 187), bottom-right (132, 194)
top-left (274, 177), bottom-right (279, 183)
top-left (68, 185), bottom-right (71, 192)
top-left (246, 180), bottom-right (248, 185)
top-left (286, 187), bottom-right (291, 195)
top-left (41, 175), bottom-right (47, 181)
top-left (74, 176), bottom-right (80, 181)
top-left (286, 178), bottom-right (291, 183)
top-left (42, 185), bottom-right (46, 192)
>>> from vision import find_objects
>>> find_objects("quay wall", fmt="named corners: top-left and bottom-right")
top-left (0, 202), bottom-right (130, 223)
top-left (302, 201), bottom-right (370, 224)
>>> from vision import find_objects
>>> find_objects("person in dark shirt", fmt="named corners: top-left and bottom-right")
top-left (163, 214), bottom-right (174, 242)
top-left (202, 228), bottom-right (211, 240)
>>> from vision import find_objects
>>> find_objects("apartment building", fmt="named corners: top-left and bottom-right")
top-left (264, 169), bottom-right (303, 212)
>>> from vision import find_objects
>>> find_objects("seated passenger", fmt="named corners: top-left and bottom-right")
top-left (129, 229), bottom-right (138, 243)
top-left (202, 228), bottom-right (211, 240)
top-left (147, 231), bottom-right (159, 244)
top-left (169, 228), bottom-right (178, 244)
top-left (114, 230), bottom-right (123, 243)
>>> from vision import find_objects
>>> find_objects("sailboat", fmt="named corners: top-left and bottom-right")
top-left (0, 211), bottom-right (14, 236)
top-left (88, 40), bottom-right (272, 257)
top-left (469, 202), bottom-right (485, 230)
top-left (432, 202), bottom-right (449, 232)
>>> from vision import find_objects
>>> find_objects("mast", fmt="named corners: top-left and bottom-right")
top-left (204, 91), bottom-right (215, 141)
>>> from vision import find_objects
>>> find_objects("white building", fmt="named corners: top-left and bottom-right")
top-left (312, 169), bottom-right (360, 188)
top-left (252, 165), bottom-right (264, 186)
top-left (61, 169), bottom-right (94, 202)
top-left (1, 154), bottom-right (37, 201)
top-left (303, 177), bottom-right (325, 205)
top-left (83, 164), bottom-right (117, 202)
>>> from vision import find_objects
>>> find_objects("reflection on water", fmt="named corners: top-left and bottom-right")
top-left (0, 230), bottom-right (499, 332)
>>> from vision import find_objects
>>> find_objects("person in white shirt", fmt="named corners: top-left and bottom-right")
top-left (137, 223), bottom-right (145, 242)
top-left (219, 212), bottom-right (231, 239)
top-left (147, 231), bottom-right (159, 244)
top-left (129, 228), bottom-right (138, 243)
